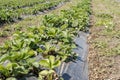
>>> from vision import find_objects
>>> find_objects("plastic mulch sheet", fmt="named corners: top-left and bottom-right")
top-left (57, 31), bottom-right (89, 80)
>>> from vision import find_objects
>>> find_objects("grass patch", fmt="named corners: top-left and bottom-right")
top-left (96, 13), bottom-right (113, 19)
top-left (92, 0), bottom-right (120, 56)
top-left (105, 45), bottom-right (120, 56)
top-left (94, 41), bottom-right (108, 49)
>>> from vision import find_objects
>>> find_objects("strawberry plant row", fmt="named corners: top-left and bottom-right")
top-left (0, 0), bottom-right (91, 80)
top-left (0, 0), bottom-right (46, 9)
top-left (0, 0), bottom-right (69, 23)
top-left (15, 0), bottom-right (68, 15)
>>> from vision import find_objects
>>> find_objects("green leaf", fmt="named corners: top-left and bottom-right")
top-left (0, 64), bottom-right (10, 77)
top-left (53, 60), bottom-right (61, 68)
top-left (71, 44), bottom-right (76, 48)
top-left (62, 38), bottom-right (69, 43)
top-left (38, 75), bottom-right (43, 80)
top-left (39, 70), bottom-right (49, 76)
top-left (0, 64), bottom-right (5, 71)
top-left (28, 50), bottom-right (35, 56)
top-left (6, 63), bottom-right (13, 71)
top-left (39, 59), bottom-right (49, 68)
top-left (61, 24), bottom-right (68, 30)
top-left (0, 54), bottom-right (9, 62)
top-left (49, 56), bottom-right (55, 65)
top-left (32, 62), bottom-right (39, 68)
top-left (48, 70), bottom-right (54, 74)
top-left (39, 70), bottom-right (54, 76)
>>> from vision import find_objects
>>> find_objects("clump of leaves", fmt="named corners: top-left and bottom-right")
top-left (39, 56), bottom-right (61, 80)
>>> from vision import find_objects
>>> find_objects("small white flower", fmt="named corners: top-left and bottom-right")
top-left (105, 25), bottom-right (108, 28)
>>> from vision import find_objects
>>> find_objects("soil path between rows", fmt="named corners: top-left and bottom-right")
top-left (88, 0), bottom-right (120, 80)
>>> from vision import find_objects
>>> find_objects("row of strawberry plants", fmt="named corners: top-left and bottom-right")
top-left (15, 0), bottom-right (69, 15)
top-left (0, 0), bottom-right (46, 9)
top-left (0, 0), bottom-right (91, 80)
top-left (0, 0), bottom-right (69, 23)
top-left (43, 0), bottom-right (91, 31)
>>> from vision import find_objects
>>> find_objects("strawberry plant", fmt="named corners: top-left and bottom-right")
top-left (39, 56), bottom-right (61, 80)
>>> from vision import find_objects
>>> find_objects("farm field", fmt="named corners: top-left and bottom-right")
top-left (0, 0), bottom-right (120, 80)
top-left (0, 0), bottom-right (90, 80)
